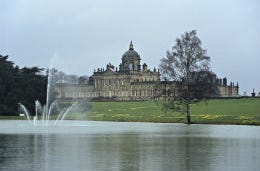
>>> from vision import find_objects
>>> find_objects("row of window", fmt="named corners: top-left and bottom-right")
top-left (133, 78), bottom-right (157, 82)
top-left (63, 89), bottom-right (158, 98)
top-left (93, 77), bottom-right (159, 87)
top-left (94, 79), bottom-right (124, 86)
top-left (65, 92), bottom-right (97, 98)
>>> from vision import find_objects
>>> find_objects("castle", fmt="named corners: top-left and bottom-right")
top-left (56, 42), bottom-right (239, 100)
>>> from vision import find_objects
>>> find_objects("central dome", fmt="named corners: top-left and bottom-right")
top-left (122, 41), bottom-right (140, 59)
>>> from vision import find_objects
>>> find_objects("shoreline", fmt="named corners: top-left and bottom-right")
top-left (0, 116), bottom-right (259, 126)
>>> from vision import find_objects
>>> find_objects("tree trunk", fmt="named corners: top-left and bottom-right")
top-left (186, 67), bottom-right (191, 125)
top-left (186, 102), bottom-right (191, 124)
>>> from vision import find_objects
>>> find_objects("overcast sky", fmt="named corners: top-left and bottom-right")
top-left (1, 0), bottom-right (259, 95)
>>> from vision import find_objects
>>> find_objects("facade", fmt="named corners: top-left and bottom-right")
top-left (216, 78), bottom-right (239, 97)
top-left (56, 42), bottom-right (239, 100)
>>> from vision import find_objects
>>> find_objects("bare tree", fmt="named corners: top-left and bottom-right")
top-left (160, 30), bottom-right (210, 124)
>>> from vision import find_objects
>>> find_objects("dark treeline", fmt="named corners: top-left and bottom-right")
top-left (0, 55), bottom-right (47, 115)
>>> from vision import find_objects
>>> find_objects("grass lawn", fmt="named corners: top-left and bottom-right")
top-left (0, 115), bottom-right (24, 120)
top-left (189, 98), bottom-right (260, 125)
top-left (86, 98), bottom-right (260, 125)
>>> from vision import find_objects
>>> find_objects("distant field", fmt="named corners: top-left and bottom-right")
top-left (1, 98), bottom-right (260, 125)
top-left (86, 98), bottom-right (260, 125)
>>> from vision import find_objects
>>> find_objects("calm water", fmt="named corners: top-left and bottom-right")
top-left (0, 120), bottom-right (259, 171)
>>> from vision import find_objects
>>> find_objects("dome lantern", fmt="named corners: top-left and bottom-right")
top-left (129, 41), bottom-right (134, 50)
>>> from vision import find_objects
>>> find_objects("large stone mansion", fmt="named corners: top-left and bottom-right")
top-left (56, 42), bottom-right (239, 100)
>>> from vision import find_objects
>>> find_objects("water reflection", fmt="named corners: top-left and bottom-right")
top-left (0, 121), bottom-right (259, 171)
top-left (0, 134), bottom-right (44, 170)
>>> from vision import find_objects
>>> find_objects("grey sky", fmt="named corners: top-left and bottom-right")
top-left (1, 0), bottom-right (259, 95)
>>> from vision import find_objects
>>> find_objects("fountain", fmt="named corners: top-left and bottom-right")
top-left (18, 68), bottom-right (85, 126)
top-left (18, 103), bottom-right (31, 124)
top-left (19, 100), bottom-right (78, 126)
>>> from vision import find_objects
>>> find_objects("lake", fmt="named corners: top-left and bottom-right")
top-left (0, 120), bottom-right (259, 171)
